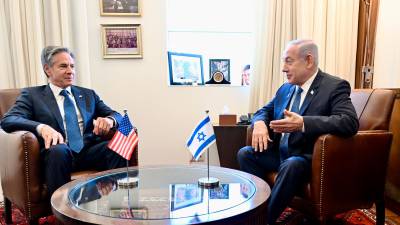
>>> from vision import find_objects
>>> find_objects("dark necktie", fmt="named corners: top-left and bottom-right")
top-left (60, 90), bottom-right (83, 153)
top-left (280, 87), bottom-right (303, 160)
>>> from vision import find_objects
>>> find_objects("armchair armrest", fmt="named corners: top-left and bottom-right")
top-left (246, 126), bottom-right (253, 146)
top-left (311, 131), bottom-right (393, 214)
top-left (0, 129), bottom-right (43, 205)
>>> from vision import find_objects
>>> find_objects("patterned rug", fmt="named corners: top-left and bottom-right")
top-left (0, 201), bottom-right (55, 225)
top-left (277, 207), bottom-right (397, 225)
top-left (0, 201), bottom-right (397, 225)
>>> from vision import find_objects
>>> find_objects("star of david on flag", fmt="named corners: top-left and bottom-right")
top-left (186, 115), bottom-right (216, 160)
top-left (108, 113), bottom-right (138, 160)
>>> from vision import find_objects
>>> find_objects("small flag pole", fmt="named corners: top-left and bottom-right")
top-left (207, 147), bottom-right (210, 180)
top-left (124, 110), bottom-right (129, 181)
top-left (198, 110), bottom-right (219, 188)
top-left (116, 110), bottom-right (138, 189)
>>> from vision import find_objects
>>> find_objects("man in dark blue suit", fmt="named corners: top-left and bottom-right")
top-left (237, 39), bottom-right (359, 224)
top-left (0, 46), bottom-right (126, 196)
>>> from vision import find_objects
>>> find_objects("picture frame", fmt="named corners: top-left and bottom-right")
top-left (101, 24), bottom-right (142, 59)
top-left (100, 0), bottom-right (140, 16)
top-left (168, 52), bottom-right (204, 85)
top-left (170, 184), bottom-right (204, 211)
top-left (209, 59), bottom-right (230, 82)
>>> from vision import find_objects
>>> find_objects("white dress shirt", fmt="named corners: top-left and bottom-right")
top-left (287, 69), bottom-right (318, 132)
top-left (36, 84), bottom-right (84, 141)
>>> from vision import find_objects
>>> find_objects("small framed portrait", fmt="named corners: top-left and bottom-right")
top-left (209, 59), bottom-right (230, 82)
top-left (170, 184), bottom-right (204, 211)
top-left (241, 64), bottom-right (251, 86)
top-left (100, 0), bottom-right (140, 16)
top-left (101, 24), bottom-right (142, 59)
top-left (168, 52), bottom-right (204, 85)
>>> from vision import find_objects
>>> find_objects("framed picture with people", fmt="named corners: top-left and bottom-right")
top-left (101, 24), bottom-right (143, 59)
top-left (100, 0), bottom-right (140, 16)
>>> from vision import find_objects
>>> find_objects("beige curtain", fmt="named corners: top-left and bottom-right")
top-left (250, 0), bottom-right (359, 112)
top-left (0, 0), bottom-right (45, 88)
top-left (0, 0), bottom-right (91, 89)
top-left (249, 0), bottom-right (296, 111)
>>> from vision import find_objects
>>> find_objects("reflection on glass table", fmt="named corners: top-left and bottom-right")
top-left (68, 166), bottom-right (257, 221)
top-left (169, 183), bottom-right (254, 220)
top-left (52, 165), bottom-right (270, 225)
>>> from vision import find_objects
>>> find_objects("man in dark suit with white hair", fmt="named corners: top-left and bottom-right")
top-left (1, 46), bottom-right (126, 196)
top-left (237, 39), bottom-right (359, 224)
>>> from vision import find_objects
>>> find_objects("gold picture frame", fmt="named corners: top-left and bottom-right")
top-left (101, 24), bottom-right (143, 59)
top-left (100, 0), bottom-right (140, 16)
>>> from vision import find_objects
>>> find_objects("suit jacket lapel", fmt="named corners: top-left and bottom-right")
top-left (71, 86), bottom-right (87, 131)
top-left (42, 85), bottom-right (65, 134)
top-left (299, 71), bottom-right (322, 115)
top-left (279, 85), bottom-right (296, 119)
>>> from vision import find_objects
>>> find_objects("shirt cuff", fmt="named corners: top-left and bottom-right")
top-left (36, 124), bottom-right (45, 136)
top-left (106, 116), bottom-right (117, 128)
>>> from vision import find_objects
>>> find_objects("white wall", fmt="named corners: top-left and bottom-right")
top-left (85, 0), bottom-right (251, 166)
top-left (373, 0), bottom-right (400, 88)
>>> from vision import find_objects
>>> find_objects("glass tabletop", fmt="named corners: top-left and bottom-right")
top-left (68, 166), bottom-right (257, 221)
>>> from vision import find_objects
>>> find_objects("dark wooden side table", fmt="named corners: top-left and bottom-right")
top-left (214, 125), bottom-right (249, 170)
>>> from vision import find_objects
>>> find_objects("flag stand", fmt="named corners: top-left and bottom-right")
top-left (198, 148), bottom-right (219, 188)
top-left (117, 159), bottom-right (138, 188)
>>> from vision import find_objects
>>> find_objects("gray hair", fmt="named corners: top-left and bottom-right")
top-left (287, 39), bottom-right (319, 66)
top-left (41, 46), bottom-right (75, 76)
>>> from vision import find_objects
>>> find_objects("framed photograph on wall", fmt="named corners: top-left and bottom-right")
top-left (168, 52), bottom-right (204, 85)
top-left (101, 24), bottom-right (143, 59)
top-left (100, 0), bottom-right (140, 16)
top-left (209, 59), bottom-right (230, 82)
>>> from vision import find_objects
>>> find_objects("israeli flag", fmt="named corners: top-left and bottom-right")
top-left (186, 115), bottom-right (216, 160)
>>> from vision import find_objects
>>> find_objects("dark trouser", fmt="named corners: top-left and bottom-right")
top-left (237, 146), bottom-right (311, 225)
top-left (42, 141), bottom-right (126, 197)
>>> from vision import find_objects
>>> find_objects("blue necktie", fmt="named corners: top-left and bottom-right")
top-left (60, 90), bottom-right (83, 153)
top-left (280, 87), bottom-right (303, 160)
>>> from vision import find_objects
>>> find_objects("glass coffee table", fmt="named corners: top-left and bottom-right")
top-left (51, 165), bottom-right (270, 225)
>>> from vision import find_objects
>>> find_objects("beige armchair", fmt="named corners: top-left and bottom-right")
top-left (0, 88), bottom-right (138, 225)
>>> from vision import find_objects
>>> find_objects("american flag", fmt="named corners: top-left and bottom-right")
top-left (108, 113), bottom-right (138, 160)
